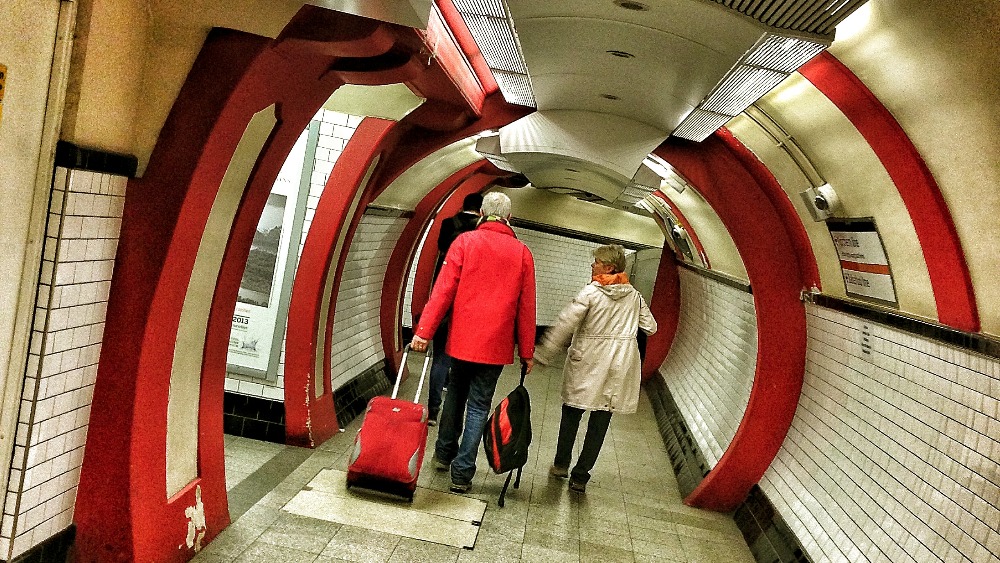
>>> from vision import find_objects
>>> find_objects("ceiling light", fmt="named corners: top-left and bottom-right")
top-left (614, 0), bottom-right (649, 11)
top-left (451, 0), bottom-right (535, 107)
top-left (672, 32), bottom-right (829, 141)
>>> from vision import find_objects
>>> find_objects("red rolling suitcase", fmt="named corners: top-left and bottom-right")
top-left (346, 344), bottom-right (431, 501)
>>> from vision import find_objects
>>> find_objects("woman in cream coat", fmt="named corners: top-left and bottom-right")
top-left (534, 244), bottom-right (657, 492)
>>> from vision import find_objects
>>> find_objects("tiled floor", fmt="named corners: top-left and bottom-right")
top-left (194, 357), bottom-right (756, 562)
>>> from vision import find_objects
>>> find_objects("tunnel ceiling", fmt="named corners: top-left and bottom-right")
top-left (453, 0), bottom-right (869, 210)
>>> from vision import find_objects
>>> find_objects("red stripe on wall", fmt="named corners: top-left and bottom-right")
top-left (656, 135), bottom-right (806, 513)
top-left (799, 52), bottom-right (978, 331)
top-left (840, 261), bottom-right (891, 275)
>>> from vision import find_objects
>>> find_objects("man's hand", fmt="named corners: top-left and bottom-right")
top-left (520, 357), bottom-right (534, 374)
top-left (411, 335), bottom-right (429, 353)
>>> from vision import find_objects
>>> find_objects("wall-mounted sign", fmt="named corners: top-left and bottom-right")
top-left (827, 218), bottom-right (897, 306)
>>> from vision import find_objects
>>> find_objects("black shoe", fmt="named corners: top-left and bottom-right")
top-left (432, 455), bottom-right (450, 471)
top-left (450, 481), bottom-right (472, 493)
top-left (427, 411), bottom-right (439, 426)
top-left (569, 479), bottom-right (586, 493)
top-left (549, 465), bottom-right (569, 479)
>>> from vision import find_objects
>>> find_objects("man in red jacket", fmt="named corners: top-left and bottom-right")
top-left (411, 191), bottom-right (536, 493)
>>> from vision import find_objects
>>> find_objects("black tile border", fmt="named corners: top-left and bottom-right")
top-left (223, 393), bottom-right (285, 443)
top-left (222, 360), bottom-right (392, 444)
top-left (333, 360), bottom-right (391, 428)
top-left (645, 373), bottom-right (710, 497)
top-left (54, 141), bottom-right (138, 178)
top-left (678, 261), bottom-right (753, 294)
top-left (645, 373), bottom-right (812, 563)
top-left (735, 486), bottom-right (813, 563)
top-left (810, 293), bottom-right (1000, 360)
top-left (7, 524), bottom-right (74, 563)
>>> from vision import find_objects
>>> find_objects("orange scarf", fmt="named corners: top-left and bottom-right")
top-left (592, 272), bottom-right (630, 285)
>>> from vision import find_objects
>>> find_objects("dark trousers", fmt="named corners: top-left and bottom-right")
top-left (553, 405), bottom-right (613, 484)
top-left (427, 327), bottom-right (451, 418)
top-left (434, 359), bottom-right (503, 485)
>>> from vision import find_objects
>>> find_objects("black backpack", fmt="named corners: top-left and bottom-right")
top-left (482, 365), bottom-right (531, 507)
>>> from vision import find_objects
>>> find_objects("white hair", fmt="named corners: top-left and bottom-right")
top-left (480, 191), bottom-right (511, 219)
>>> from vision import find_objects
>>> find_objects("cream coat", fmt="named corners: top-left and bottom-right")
top-left (535, 282), bottom-right (657, 414)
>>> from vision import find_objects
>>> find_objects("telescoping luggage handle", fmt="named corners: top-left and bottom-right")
top-left (391, 342), bottom-right (433, 403)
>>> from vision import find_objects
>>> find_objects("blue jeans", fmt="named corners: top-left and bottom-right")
top-left (427, 328), bottom-right (451, 418)
top-left (434, 359), bottom-right (502, 485)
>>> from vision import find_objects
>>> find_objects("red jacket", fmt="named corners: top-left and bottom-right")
top-left (416, 220), bottom-right (536, 365)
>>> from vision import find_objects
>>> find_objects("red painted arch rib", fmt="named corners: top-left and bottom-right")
top-left (641, 245), bottom-right (680, 381)
top-left (655, 136), bottom-right (806, 512)
top-left (799, 51), bottom-right (978, 331)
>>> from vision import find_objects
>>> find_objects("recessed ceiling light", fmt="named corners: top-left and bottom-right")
top-left (607, 50), bottom-right (635, 58)
top-left (614, 0), bottom-right (649, 11)
top-left (600, 94), bottom-right (620, 100)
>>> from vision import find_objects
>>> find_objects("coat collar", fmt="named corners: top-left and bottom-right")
top-left (477, 220), bottom-right (517, 238)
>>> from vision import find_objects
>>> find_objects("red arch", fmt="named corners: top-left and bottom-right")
top-left (641, 245), bottom-right (681, 381)
top-left (799, 51), bottom-right (977, 331)
top-left (75, 25), bottom-right (347, 561)
top-left (655, 135), bottom-right (806, 512)
top-left (76, 5), bottom-right (515, 560)
top-left (716, 128), bottom-right (821, 290)
top-left (284, 118), bottom-right (397, 447)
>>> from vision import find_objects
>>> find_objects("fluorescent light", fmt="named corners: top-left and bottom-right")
top-left (672, 32), bottom-right (830, 141)
top-left (453, 0), bottom-right (536, 108)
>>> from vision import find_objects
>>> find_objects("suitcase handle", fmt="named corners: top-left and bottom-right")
top-left (392, 342), bottom-right (433, 403)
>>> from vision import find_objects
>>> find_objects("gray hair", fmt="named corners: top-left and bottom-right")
top-left (593, 244), bottom-right (627, 273)
top-left (480, 191), bottom-right (512, 219)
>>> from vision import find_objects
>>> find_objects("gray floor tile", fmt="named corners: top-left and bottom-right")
top-left (215, 360), bottom-right (757, 563)
top-left (232, 540), bottom-right (319, 563)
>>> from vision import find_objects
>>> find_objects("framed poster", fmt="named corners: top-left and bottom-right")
top-left (827, 218), bottom-right (898, 306)
top-left (227, 123), bottom-right (317, 380)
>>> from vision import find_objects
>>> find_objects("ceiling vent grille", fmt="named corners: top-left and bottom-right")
top-left (712, 0), bottom-right (869, 35)
top-left (450, 0), bottom-right (536, 107)
top-left (672, 31), bottom-right (829, 141)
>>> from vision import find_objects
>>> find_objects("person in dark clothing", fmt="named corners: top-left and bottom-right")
top-left (425, 193), bottom-right (483, 425)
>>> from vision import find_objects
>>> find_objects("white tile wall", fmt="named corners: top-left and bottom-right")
top-left (226, 110), bottom-right (361, 400)
top-left (760, 304), bottom-right (1000, 563)
top-left (514, 228), bottom-right (601, 326)
top-left (657, 269), bottom-right (757, 465)
top-left (401, 223), bottom-right (431, 328)
top-left (329, 215), bottom-right (406, 391)
top-left (662, 272), bottom-right (1000, 562)
top-left (1, 169), bottom-right (125, 559)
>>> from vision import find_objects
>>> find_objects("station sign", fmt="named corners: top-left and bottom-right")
top-left (827, 218), bottom-right (897, 306)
